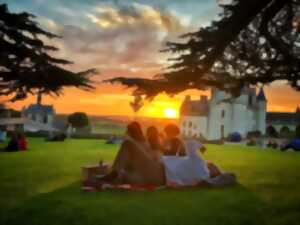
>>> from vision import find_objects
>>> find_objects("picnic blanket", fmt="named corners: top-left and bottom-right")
top-left (81, 167), bottom-right (236, 192)
top-left (81, 164), bottom-right (211, 192)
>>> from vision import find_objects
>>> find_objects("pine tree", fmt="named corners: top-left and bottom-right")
top-left (107, 0), bottom-right (300, 98)
top-left (0, 4), bottom-right (96, 101)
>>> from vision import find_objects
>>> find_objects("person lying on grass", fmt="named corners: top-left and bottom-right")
top-left (86, 122), bottom-right (236, 189)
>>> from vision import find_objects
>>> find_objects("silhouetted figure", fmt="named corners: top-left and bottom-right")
top-left (106, 135), bottom-right (122, 144)
top-left (46, 133), bottom-right (66, 142)
top-left (0, 129), bottom-right (7, 142)
top-left (146, 126), bottom-right (163, 161)
top-left (281, 139), bottom-right (300, 152)
top-left (267, 140), bottom-right (278, 149)
top-left (163, 124), bottom-right (186, 156)
top-left (18, 133), bottom-right (28, 151)
top-left (94, 122), bottom-right (165, 186)
top-left (5, 133), bottom-right (19, 152)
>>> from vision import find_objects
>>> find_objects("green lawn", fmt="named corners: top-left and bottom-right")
top-left (0, 138), bottom-right (300, 225)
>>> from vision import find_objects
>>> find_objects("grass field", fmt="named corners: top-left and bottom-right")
top-left (0, 138), bottom-right (300, 225)
top-left (91, 120), bottom-right (126, 135)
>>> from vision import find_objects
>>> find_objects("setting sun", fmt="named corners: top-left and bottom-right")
top-left (164, 108), bottom-right (178, 118)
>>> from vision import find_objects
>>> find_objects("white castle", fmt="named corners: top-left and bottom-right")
top-left (179, 87), bottom-right (267, 140)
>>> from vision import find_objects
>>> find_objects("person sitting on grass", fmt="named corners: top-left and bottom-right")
top-left (163, 124), bottom-right (186, 156)
top-left (18, 133), bottom-right (28, 151)
top-left (84, 122), bottom-right (236, 189)
top-left (93, 122), bottom-right (165, 187)
top-left (0, 129), bottom-right (7, 143)
top-left (150, 130), bottom-right (235, 186)
top-left (146, 126), bottom-right (164, 162)
top-left (46, 133), bottom-right (66, 142)
top-left (280, 138), bottom-right (300, 152)
top-left (5, 133), bottom-right (19, 152)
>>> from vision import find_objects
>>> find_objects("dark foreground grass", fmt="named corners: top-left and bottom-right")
top-left (0, 138), bottom-right (300, 225)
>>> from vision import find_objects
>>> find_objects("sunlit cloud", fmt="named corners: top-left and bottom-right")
top-left (87, 3), bottom-right (186, 35)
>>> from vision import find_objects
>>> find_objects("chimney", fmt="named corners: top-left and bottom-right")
top-left (37, 91), bottom-right (42, 105)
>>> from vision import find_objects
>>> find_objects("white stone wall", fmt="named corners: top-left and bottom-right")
top-left (207, 102), bottom-right (220, 140)
top-left (179, 89), bottom-right (267, 141)
top-left (180, 116), bottom-right (208, 138)
top-left (27, 112), bottom-right (53, 126)
top-left (256, 101), bottom-right (267, 134)
top-left (230, 103), bottom-right (249, 137)
top-left (47, 114), bottom-right (53, 125)
top-left (207, 102), bottom-right (233, 140)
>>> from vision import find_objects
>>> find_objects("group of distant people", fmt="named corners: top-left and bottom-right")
top-left (267, 139), bottom-right (300, 151)
top-left (45, 133), bottom-right (66, 142)
top-left (0, 132), bottom-right (28, 152)
top-left (84, 122), bottom-right (236, 189)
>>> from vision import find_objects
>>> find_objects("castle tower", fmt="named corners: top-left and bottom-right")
top-left (37, 91), bottom-right (42, 105)
top-left (256, 87), bottom-right (267, 134)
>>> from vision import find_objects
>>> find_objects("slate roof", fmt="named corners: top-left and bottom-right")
top-left (180, 97), bottom-right (209, 117)
top-left (24, 104), bottom-right (54, 115)
top-left (257, 88), bottom-right (267, 101)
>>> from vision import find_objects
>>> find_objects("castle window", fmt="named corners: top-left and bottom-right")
top-left (189, 121), bottom-right (192, 128)
top-left (43, 115), bottom-right (48, 124)
top-left (221, 110), bottom-right (225, 118)
top-left (183, 121), bottom-right (186, 127)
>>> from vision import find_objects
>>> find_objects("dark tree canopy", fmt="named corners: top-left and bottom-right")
top-left (130, 94), bottom-right (144, 113)
top-left (107, 0), bottom-right (300, 98)
top-left (68, 112), bottom-right (89, 129)
top-left (0, 4), bottom-right (96, 102)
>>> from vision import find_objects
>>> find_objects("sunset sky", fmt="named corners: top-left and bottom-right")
top-left (1, 0), bottom-right (300, 118)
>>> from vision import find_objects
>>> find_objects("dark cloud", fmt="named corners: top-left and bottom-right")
top-left (46, 3), bottom-right (190, 80)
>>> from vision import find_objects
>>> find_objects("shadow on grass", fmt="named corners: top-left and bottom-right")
top-left (1, 182), bottom-right (272, 225)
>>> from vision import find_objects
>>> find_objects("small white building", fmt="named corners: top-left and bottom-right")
top-left (22, 92), bottom-right (55, 127)
top-left (21, 93), bottom-right (57, 132)
top-left (23, 104), bottom-right (55, 126)
top-left (180, 87), bottom-right (267, 140)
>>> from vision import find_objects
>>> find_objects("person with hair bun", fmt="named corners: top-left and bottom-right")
top-left (163, 124), bottom-right (186, 156)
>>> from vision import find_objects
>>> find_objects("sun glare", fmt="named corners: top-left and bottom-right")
top-left (164, 108), bottom-right (177, 118)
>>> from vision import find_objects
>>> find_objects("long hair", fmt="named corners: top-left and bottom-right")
top-left (146, 126), bottom-right (161, 151)
top-left (126, 121), bottom-right (145, 142)
top-left (164, 124), bottom-right (180, 138)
